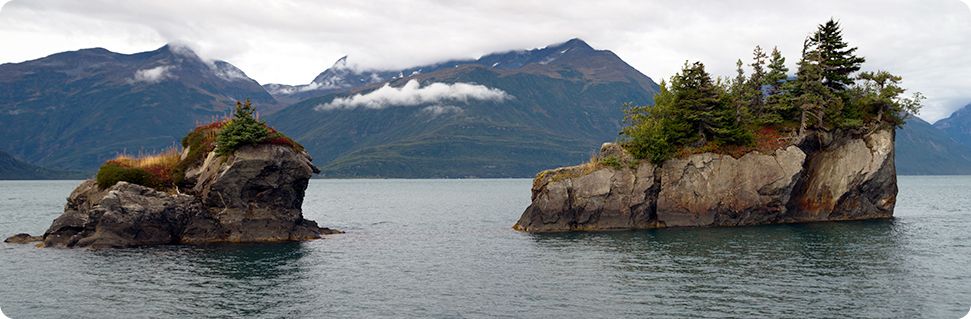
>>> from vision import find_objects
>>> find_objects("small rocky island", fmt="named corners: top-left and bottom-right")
top-left (6, 100), bottom-right (337, 248)
top-left (515, 20), bottom-right (922, 232)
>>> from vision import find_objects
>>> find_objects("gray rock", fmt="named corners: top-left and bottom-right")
top-left (514, 129), bottom-right (897, 232)
top-left (656, 145), bottom-right (805, 227)
top-left (28, 144), bottom-right (335, 248)
top-left (182, 145), bottom-right (323, 243)
top-left (43, 182), bottom-right (199, 248)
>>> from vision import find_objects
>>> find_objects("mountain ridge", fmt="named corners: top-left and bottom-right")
top-left (934, 102), bottom-right (971, 147)
top-left (0, 44), bottom-right (275, 171)
top-left (265, 39), bottom-right (660, 177)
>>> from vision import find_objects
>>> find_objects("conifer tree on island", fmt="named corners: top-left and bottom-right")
top-left (621, 19), bottom-right (922, 164)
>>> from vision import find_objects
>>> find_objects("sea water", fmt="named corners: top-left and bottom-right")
top-left (1, 177), bottom-right (969, 318)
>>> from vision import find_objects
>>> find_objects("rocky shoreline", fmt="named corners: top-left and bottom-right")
top-left (7, 144), bottom-right (339, 248)
top-left (514, 129), bottom-right (897, 232)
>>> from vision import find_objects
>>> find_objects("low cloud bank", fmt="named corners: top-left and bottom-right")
top-left (316, 79), bottom-right (510, 111)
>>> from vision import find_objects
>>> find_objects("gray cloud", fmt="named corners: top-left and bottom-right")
top-left (317, 80), bottom-right (510, 111)
top-left (0, 0), bottom-right (969, 121)
top-left (130, 65), bottom-right (173, 84)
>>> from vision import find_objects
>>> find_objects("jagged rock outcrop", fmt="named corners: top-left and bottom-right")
top-left (180, 144), bottom-right (327, 243)
top-left (513, 129), bottom-right (897, 232)
top-left (42, 181), bottom-right (201, 248)
top-left (9, 144), bottom-right (337, 248)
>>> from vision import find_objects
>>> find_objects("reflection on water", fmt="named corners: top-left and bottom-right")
top-left (524, 220), bottom-right (926, 318)
top-left (64, 243), bottom-right (316, 318)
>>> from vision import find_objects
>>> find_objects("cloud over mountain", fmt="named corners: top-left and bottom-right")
top-left (130, 65), bottom-right (173, 84)
top-left (317, 80), bottom-right (510, 111)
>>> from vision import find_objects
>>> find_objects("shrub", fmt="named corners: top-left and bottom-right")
top-left (96, 162), bottom-right (158, 190)
top-left (264, 127), bottom-right (305, 152)
top-left (95, 149), bottom-right (181, 190)
top-left (215, 100), bottom-right (269, 156)
top-left (599, 155), bottom-right (623, 169)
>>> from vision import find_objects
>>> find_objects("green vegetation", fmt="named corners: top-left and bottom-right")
top-left (96, 162), bottom-right (161, 190)
top-left (621, 19), bottom-right (924, 163)
top-left (95, 150), bottom-right (180, 190)
top-left (216, 100), bottom-right (270, 156)
top-left (599, 155), bottom-right (624, 170)
top-left (95, 100), bottom-right (304, 190)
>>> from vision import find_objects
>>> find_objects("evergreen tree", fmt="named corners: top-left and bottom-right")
top-left (729, 59), bottom-right (752, 124)
top-left (810, 19), bottom-right (865, 92)
top-left (619, 18), bottom-right (918, 164)
top-left (792, 39), bottom-right (840, 134)
top-left (764, 47), bottom-right (788, 89)
top-left (671, 61), bottom-right (751, 146)
top-left (851, 71), bottom-right (924, 127)
top-left (761, 47), bottom-right (792, 125)
top-left (216, 99), bottom-right (269, 156)
top-left (748, 46), bottom-right (769, 116)
top-left (671, 62), bottom-right (726, 145)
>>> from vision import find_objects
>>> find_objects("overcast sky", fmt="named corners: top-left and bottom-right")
top-left (1, 0), bottom-right (969, 122)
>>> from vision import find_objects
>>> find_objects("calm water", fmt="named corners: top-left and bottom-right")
top-left (1, 177), bottom-right (969, 318)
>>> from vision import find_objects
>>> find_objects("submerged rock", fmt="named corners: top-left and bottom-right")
top-left (11, 144), bottom-right (337, 248)
top-left (4, 233), bottom-right (42, 244)
top-left (514, 129), bottom-right (897, 232)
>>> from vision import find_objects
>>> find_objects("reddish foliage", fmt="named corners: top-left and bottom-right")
top-left (197, 120), bottom-right (228, 130)
top-left (141, 164), bottom-right (174, 186)
top-left (676, 126), bottom-right (795, 159)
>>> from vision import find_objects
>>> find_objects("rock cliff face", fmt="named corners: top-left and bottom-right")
top-left (15, 144), bottom-right (336, 248)
top-left (513, 129), bottom-right (897, 232)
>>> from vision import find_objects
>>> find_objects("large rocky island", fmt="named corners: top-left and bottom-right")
top-left (515, 20), bottom-right (919, 233)
top-left (514, 129), bottom-right (896, 232)
top-left (6, 101), bottom-right (337, 248)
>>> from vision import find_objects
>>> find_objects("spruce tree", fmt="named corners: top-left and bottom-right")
top-left (216, 99), bottom-right (269, 156)
top-left (760, 47), bottom-right (792, 124)
top-left (764, 47), bottom-right (788, 89)
top-left (671, 62), bottom-right (726, 145)
top-left (730, 59), bottom-right (752, 124)
top-left (810, 19), bottom-right (865, 92)
top-left (792, 39), bottom-right (840, 134)
top-left (748, 46), bottom-right (768, 116)
top-left (750, 46), bottom-right (767, 86)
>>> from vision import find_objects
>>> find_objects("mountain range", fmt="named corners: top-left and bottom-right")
top-left (265, 39), bottom-right (658, 177)
top-left (0, 39), bottom-right (968, 178)
top-left (0, 44), bottom-right (274, 171)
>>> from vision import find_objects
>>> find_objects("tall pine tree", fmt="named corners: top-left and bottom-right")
top-left (792, 39), bottom-right (840, 134)
top-left (810, 19), bottom-right (865, 92)
top-left (748, 45), bottom-right (768, 116)
top-left (764, 47), bottom-right (788, 89)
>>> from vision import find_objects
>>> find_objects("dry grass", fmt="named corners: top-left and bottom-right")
top-left (109, 148), bottom-right (181, 170)
top-left (103, 148), bottom-right (182, 189)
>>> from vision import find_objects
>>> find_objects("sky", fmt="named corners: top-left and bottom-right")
top-left (1, 0), bottom-right (969, 122)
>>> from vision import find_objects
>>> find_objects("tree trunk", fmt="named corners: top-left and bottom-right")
top-left (799, 108), bottom-right (807, 135)
top-left (816, 108), bottom-right (824, 129)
